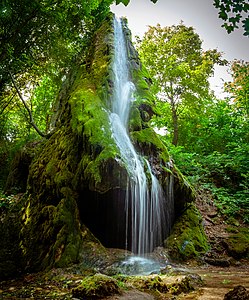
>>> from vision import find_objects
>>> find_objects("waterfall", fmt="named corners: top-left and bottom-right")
top-left (109, 17), bottom-right (171, 255)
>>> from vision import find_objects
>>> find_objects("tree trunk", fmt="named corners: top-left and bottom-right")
top-left (171, 100), bottom-right (178, 146)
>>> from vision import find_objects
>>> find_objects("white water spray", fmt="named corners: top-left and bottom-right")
top-left (109, 17), bottom-right (171, 255)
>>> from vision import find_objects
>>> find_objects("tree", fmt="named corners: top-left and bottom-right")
top-left (0, 0), bottom-right (112, 139)
top-left (136, 23), bottom-right (226, 145)
top-left (225, 60), bottom-right (249, 117)
top-left (166, 60), bottom-right (249, 223)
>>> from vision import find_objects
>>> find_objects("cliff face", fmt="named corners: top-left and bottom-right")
top-left (0, 14), bottom-right (199, 279)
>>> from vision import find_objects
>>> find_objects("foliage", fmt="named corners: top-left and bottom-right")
top-left (179, 98), bottom-right (248, 154)
top-left (116, 0), bottom-right (158, 5)
top-left (225, 60), bottom-right (249, 117)
top-left (136, 23), bottom-right (225, 145)
top-left (0, 190), bottom-right (16, 209)
top-left (168, 143), bottom-right (249, 223)
top-left (0, 0), bottom-right (112, 141)
top-left (0, 0), bottom-right (112, 82)
top-left (213, 0), bottom-right (249, 35)
top-left (0, 0), bottom-right (114, 190)
top-left (163, 57), bottom-right (249, 222)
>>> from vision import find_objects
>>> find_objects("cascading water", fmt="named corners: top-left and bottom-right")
top-left (109, 17), bottom-right (172, 256)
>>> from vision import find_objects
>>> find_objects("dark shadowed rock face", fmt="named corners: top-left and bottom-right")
top-left (4, 141), bottom-right (41, 194)
top-left (0, 194), bottom-right (25, 280)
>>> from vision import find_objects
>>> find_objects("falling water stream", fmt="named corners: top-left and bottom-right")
top-left (109, 17), bottom-right (171, 262)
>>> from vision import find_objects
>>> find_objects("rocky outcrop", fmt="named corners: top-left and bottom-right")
top-left (4, 141), bottom-right (41, 194)
top-left (164, 203), bottom-right (209, 261)
top-left (0, 13), bottom-right (200, 279)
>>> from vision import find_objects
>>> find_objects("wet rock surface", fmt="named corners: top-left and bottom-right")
top-left (224, 285), bottom-right (249, 300)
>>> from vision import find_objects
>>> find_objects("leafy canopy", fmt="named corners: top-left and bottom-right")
top-left (166, 60), bottom-right (249, 223)
top-left (0, 0), bottom-right (112, 140)
top-left (136, 23), bottom-right (226, 145)
top-left (0, 0), bottom-right (112, 87)
top-left (225, 60), bottom-right (249, 117)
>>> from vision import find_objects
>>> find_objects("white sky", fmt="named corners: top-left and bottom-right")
top-left (111, 0), bottom-right (249, 98)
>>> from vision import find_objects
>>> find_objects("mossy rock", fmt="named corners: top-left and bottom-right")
top-left (5, 141), bottom-right (41, 194)
top-left (223, 227), bottom-right (249, 259)
top-left (137, 276), bottom-right (168, 293)
top-left (0, 195), bottom-right (25, 280)
top-left (72, 273), bottom-right (121, 299)
top-left (164, 203), bottom-right (209, 261)
top-left (131, 127), bottom-right (169, 161)
top-left (0, 14), bottom-right (199, 276)
top-left (115, 273), bottom-right (202, 296)
top-left (19, 188), bottom-right (83, 271)
top-left (168, 274), bottom-right (203, 295)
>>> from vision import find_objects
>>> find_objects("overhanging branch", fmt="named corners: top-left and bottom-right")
top-left (9, 71), bottom-right (50, 138)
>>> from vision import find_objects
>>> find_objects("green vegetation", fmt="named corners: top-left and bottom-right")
top-left (114, 273), bottom-right (202, 297)
top-left (0, 0), bottom-right (113, 188)
top-left (137, 24), bottom-right (248, 224)
top-left (72, 274), bottom-right (121, 299)
top-left (1, 1), bottom-right (247, 223)
top-left (136, 22), bottom-right (226, 146)
top-left (0, 0), bottom-right (248, 282)
top-left (164, 203), bottom-right (210, 260)
top-left (213, 0), bottom-right (249, 35)
top-left (224, 227), bottom-right (249, 259)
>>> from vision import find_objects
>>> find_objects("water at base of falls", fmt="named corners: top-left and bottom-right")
top-left (110, 17), bottom-right (172, 256)
top-left (120, 256), bottom-right (165, 276)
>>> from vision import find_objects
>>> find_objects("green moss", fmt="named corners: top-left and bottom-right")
top-left (131, 127), bottom-right (169, 162)
top-left (19, 187), bottom-right (83, 271)
top-left (114, 273), bottom-right (202, 297)
top-left (224, 227), bottom-right (249, 259)
top-left (139, 276), bottom-right (168, 293)
top-left (129, 107), bottom-right (142, 131)
top-left (68, 73), bottom-right (120, 189)
top-left (72, 274), bottom-right (121, 299)
top-left (168, 275), bottom-right (200, 295)
top-left (45, 160), bottom-right (58, 176)
top-left (133, 63), bottom-right (155, 102)
top-left (165, 203), bottom-right (209, 261)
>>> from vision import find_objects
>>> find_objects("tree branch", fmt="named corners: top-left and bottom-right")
top-left (8, 71), bottom-right (50, 138)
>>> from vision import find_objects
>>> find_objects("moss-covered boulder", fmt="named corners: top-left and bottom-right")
top-left (72, 274), bottom-right (121, 299)
top-left (223, 227), bottom-right (249, 259)
top-left (164, 203), bottom-right (210, 261)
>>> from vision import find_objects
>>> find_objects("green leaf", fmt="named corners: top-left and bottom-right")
top-left (242, 18), bottom-right (249, 36)
top-left (219, 10), bottom-right (228, 20)
top-left (116, 0), bottom-right (130, 5)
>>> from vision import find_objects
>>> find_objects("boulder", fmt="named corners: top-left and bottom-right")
top-left (224, 285), bottom-right (249, 300)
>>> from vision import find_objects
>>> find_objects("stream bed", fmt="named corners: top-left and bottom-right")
top-left (1, 265), bottom-right (248, 299)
